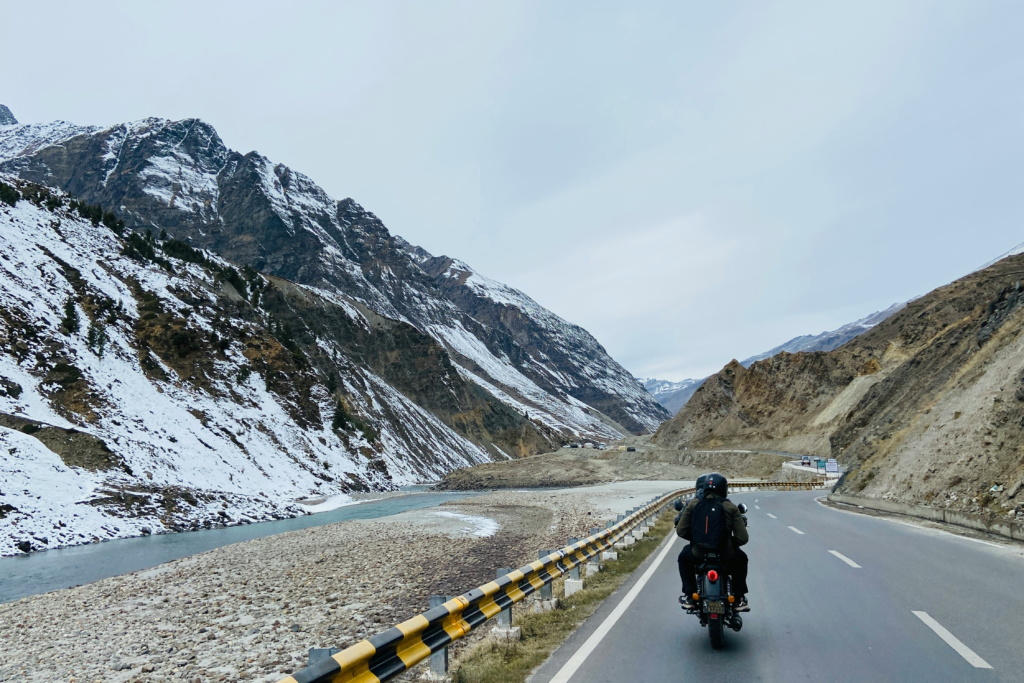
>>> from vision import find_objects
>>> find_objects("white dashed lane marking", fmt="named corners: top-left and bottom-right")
top-left (912, 611), bottom-right (992, 669)
top-left (828, 550), bottom-right (861, 568)
top-left (788, 526), bottom-right (805, 535)
top-left (766, 513), bottom-right (777, 519)
top-left (754, 505), bottom-right (761, 510)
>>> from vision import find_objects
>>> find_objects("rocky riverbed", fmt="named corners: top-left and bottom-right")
top-left (437, 440), bottom-right (790, 490)
top-left (0, 488), bottom-right (636, 682)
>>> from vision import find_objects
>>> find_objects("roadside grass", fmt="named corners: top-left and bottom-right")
top-left (450, 512), bottom-right (675, 683)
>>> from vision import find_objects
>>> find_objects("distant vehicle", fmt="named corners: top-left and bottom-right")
top-left (626, 446), bottom-right (636, 452)
top-left (801, 456), bottom-right (811, 467)
top-left (569, 444), bottom-right (579, 449)
top-left (584, 442), bottom-right (595, 449)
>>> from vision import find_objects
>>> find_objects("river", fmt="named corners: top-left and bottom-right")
top-left (0, 490), bottom-right (478, 603)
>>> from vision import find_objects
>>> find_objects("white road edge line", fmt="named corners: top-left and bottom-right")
top-left (828, 550), bottom-right (861, 568)
top-left (766, 513), bottom-right (777, 519)
top-left (815, 496), bottom-right (1014, 552)
top-left (788, 526), bottom-right (805, 535)
top-left (548, 531), bottom-right (678, 683)
top-left (912, 611), bottom-right (992, 669)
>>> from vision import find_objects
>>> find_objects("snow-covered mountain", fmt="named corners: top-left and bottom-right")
top-left (0, 106), bottom-right (669, 554)
top-left (0, 179), bottom-right (510, 555)
top-left (637, 377), bottom-right (705, 416)
top-left (0, 105), bottom-right (17, 126)
top-left (0, 110), bottom-right (667, 440)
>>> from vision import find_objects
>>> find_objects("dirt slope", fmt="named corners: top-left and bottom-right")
top-left (653, 253), bottom-right (1024, 521)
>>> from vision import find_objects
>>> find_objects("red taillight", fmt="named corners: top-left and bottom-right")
top-left (708, 570), bottom-right (719, 582)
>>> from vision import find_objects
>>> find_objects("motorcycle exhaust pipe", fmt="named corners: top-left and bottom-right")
top-left (729, 614), bottom-right (743, 632)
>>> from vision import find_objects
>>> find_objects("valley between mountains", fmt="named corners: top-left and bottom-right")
top-left (3, 101), bottom-right (1024, 566)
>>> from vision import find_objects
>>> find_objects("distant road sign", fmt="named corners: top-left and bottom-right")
top-left (826, 461), bottom-right (839, 473)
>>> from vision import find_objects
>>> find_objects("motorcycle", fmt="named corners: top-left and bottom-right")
top-left (674, 498), bottom-right (749, 650)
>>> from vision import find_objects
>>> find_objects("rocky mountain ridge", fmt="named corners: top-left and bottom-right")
top-left (653, 249), bottom-right (1024, 522)
top-left (640, 303), bottom-right (906, 416)
top-left (0, 108), bottom-right (667, 442)
top-left (0, 104), bottom-right (664, 554)
top-left (739, 301), bottom-right (909, 367)
top-left (0, 177), bottom-right (533, 554)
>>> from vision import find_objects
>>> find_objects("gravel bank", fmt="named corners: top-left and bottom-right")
top-left (437, 443), bottom-right (788, 490)
top-left (0, 490), bottom-right (611, 682)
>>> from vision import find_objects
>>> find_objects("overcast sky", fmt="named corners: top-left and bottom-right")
top-left (3, 1), bottom-right (1023, 380)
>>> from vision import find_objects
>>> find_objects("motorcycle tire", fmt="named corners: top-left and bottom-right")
top-left (708, 616), bottom-right (725, 650)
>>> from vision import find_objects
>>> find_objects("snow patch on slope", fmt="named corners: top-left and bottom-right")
top-left (0, 187), bottom-right (490, 554)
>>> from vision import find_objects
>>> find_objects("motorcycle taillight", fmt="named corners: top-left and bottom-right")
top-left (707, 570), bottom-right (719, 582)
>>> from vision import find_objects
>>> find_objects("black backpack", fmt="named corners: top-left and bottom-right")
top-left (691, 497), bottom-right (727, 550)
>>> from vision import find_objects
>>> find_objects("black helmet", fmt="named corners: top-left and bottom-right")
top-left (695, 474), bottom-right (708, 499)
top-left (704, 472), bottom-right (728, 498)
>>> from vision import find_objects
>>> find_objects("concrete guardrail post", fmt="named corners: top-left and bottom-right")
top-left (496, 568), bottom-right (512, 627)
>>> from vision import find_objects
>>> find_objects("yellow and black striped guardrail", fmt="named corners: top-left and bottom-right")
top-left (278, 480), bottom-right (823, 683)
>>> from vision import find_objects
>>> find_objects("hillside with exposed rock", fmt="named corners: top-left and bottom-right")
top-left (640, 303), bottom-right (906, 417)
top-left (0, 109), bottom-right (668, 439)
top-left (0, 104), bottom-right (670, 554)
top-left (654, 252), bottom-right (1024, 521)
top-left (0, 178), bottom-right (543, 554)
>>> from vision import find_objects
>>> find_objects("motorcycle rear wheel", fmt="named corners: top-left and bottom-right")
top-left (708, 616), bottom-right (725, 649)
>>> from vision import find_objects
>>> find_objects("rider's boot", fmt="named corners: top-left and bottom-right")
top-left (734, 596), bottom-right (749, 612)
top-left (679, 594), bottom-right (697, 610)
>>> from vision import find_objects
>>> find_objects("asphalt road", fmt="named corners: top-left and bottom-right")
top-left (532, 490), bottom-right (1024, 683)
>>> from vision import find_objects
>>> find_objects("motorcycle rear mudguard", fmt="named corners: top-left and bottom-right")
top-left (702, 573), bottom-right (725, 599)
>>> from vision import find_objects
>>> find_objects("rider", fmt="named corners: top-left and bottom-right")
top-left (676, 472), bottom-right (749, 611)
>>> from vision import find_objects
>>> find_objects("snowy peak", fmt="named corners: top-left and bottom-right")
top-left (0, 114), bottom-right (669, 438)
top-left (638, 377), bottom-right (706, 416)
top-left (0, 105), bottom-right (16, 126)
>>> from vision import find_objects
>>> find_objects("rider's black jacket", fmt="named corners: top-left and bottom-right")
top-left (675, 493), bottom-right (749, 558)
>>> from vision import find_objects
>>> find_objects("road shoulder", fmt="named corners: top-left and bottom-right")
top-left (526, 528), bottom-right (682, 683)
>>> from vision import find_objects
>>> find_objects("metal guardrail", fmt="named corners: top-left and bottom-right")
top-left (278, 481), bottom-right (822, 683)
